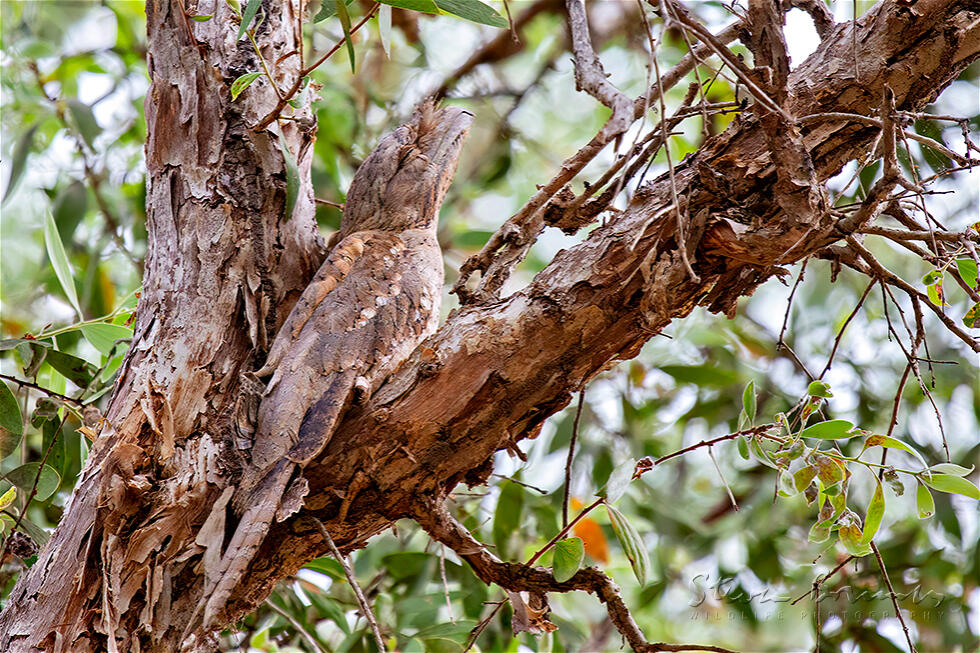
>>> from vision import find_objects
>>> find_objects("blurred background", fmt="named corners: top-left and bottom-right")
top-left (1, 1), bottom-right (977, 651)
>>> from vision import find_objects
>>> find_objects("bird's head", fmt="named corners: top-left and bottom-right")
top-left (340, 101), bottom-right (473, 234)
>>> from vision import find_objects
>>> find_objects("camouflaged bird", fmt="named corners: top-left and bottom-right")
top-left (200, 103), bottom-right (472, 628)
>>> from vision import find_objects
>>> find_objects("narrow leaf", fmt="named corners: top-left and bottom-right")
top-left (4, 462), bottom-right (62, 502)
top-left (277, 131), bottom-right (300, 223)
top-left (606, 504), bottom-right (649, 586)
top-left (2, 123), bottom-right (38, 205)
top-left (799, 419), bottom-right (856, 440)
top-left (922, 473), bottom-right (980, 500)
top-left (378, 3), bottom-right (392, 58)
top-left (552, 537), bottom-right (585, 583)
top-left (334, 0), bottom-right (356, 74)
top-left (44, 210), bottom-right (82, 317)
top-left (741, 380), bottom-right (756, 422)
top-left (52, 180), bottom-right (88, 249)
top-left (861, 434), bottom-right (927, 470)
top-left (191, 14), bottom-right (214, 22)
top-left (378, 0), bottom-right (440, 12)
top-left (928, 463), bottom-right (974, 477)
top-left (434, 0), bottom-right (508, 27)
top-left (915, 481), bottom-right (934, 518)
top-left (314, 0), bottom-right (359, 21)
top-left (237, 0), bottom-right (262, 39)
top-left (230, 72), bottom-right (263, 100)
top-left (600, 458), bottom-right (635, 504)
top-left (67, 100), bottom-right (102, 151)
top-left (860, 477), bottom-right (885, 543)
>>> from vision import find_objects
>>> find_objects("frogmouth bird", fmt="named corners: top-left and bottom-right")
top-left (200, 102), bottom-right (472, 628)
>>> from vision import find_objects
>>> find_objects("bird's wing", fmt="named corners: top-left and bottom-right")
top-left (250, 229), bottom-right (428, 474)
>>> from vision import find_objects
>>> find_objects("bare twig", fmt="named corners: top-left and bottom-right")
top-left (0, 373), bottom-right (84, 407)
top-left (871, 542), bottom-right (919, 653)
top-left (566, 0), bottom-right (634, 139)
top-left (263, 598), bottom-right (327, 653)
top-left (846, 236), bottom-right (979, 352)
top-left (310, 517), bottom-right (387, 652)
top-left (254, 4), bottom-right (380, 131)
top-left (562, 389), bottom-right (585, 528)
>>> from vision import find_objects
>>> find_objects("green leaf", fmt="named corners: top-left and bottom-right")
top-left (237, 0), bottom-right (262, 39)
top-left (926, 280), bottom-right (944, 306)
top-left (191, 14), bottom-right (213, 21)
top-left (493, 480), bottom-right (524, 558)
top-left (314, 0), bottom-right (358, 21)
top-left (807, 380), bottom-right (833, 398)
top-left (736, 436), bottom-right (749, 460)
top-left (44, 349), bottom-right (97, 389)
top-left (956, 258), bottom-right (978, 289)
top-left (552, 537), bottom-right (585, 583)
top-left (0, 486), bottom-right (16, 512)
top-left (52, 180), bottom-right (89, 249)
top-left (378, 3), bottom-right (392, 58)
top-left (80, 323), bottom-right (132, 356)
top-left (434, 0), bottom-right (508, 27)
top-left (4, 462), bottom-right (62, 502)
top-left (799, 419), bottom-right (856, 440)
top-left (929, 463), bottom-right (974, 476)
top-left (922, 473), bottom-right (980, 500)
top-left (278, 131), bottom-right (300, 223)
top-left (607, 504), bottom-right (649, 586)
top-left (659, 364), bottom-right (738, 387)
top-left (0, 381), bottom-right (23, 441)
top-left (748, 437), bottom-right (779, 470)
top-left (861, 434), bottom-right (927, 470)
top-left (921, 269), bottom-right (941, 285)
top-left (860, 478), bottom-right (885, 543)
top-left (230, 72), bottom-right (262, 100)
top-left (600, 458), bottom-right (634, 504)
top-left (44, 210), bottom-right (82, 318)
top-left (2, 123), bottom-right (38, 205)
top-left (964, 302), bottom-right (980, 328)
top-left (915, 481), bottom-right (934, 518)
top-left (67, 100), bottom-right (102, 151)
top-left (334, 0), bottom-right (357, 74)
top-left (741, 380), bottom-right (756, 422)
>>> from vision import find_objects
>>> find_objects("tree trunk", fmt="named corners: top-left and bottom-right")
top-left (1, 0), bottom-right (977, 651)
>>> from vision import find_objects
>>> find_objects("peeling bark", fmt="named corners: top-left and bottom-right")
top-left (0, 0), bottom-right (978, 651)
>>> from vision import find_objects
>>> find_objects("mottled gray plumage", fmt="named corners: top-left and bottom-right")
top-left (200, 103), bottom-right (472, 628)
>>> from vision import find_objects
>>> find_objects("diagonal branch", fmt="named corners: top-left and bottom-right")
top-left (566, 0), bottom-right (634, 139)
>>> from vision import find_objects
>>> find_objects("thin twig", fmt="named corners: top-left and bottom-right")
top-left (263, 597), bottom-right (327, 653)
top-left (562, 389), bottom-right (585, 528)
top-left (0, 373), bottom-right (84, 407)
top-left (310, 517), bottom-right (387, 652)
top-left (439, 544), bottom-right (456, 624)
top-left (871, 541), bottom-right (918, 653)
top-left (254, 4), bottom-right (380, 131)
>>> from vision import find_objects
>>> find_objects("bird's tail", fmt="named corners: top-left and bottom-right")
top-left (200, 459), bottom-right (294, 629)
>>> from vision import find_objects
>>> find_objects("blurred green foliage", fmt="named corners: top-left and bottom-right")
top-left (1, 2), bottom-right (978, 652)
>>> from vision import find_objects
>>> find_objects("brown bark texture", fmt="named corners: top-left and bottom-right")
top-left (1, 0), bottom-right (978, 651)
